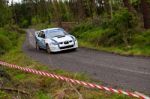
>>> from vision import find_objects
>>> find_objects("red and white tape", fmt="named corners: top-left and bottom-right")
top-left (0, 61), bottom-right (149, 99)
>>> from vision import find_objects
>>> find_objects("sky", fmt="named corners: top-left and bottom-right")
top-left (8, 0), bottom-right (70, 5)
top-left (8, 0), bottom-right (21, 4)
top-left (8, 0), bottom-right (69, 4)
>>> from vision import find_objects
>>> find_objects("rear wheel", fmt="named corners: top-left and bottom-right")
top-left (46, 44), bottom-right (51, 54)
top-left (36, 42), bottom-right (40, 50)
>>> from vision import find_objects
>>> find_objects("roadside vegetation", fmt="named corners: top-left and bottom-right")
top-left (71, 9), bottom-right (150, 56)
top-left (0, 25), bottom-right (25, 55)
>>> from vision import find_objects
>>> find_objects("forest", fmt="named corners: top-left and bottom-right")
top-left (0, 0), bottom-right (150, 28)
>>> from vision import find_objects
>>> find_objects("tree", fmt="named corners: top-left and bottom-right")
top-left (0, 0), bottom-right (11, 27)
top-left (140, 0), bottom-right (150, 29)
top-left (123, 0), bottom-right (135, 12)
top-left (77, 0), bottom-right (86, 21)
top-left (103, 0), bottom-right (113, 18)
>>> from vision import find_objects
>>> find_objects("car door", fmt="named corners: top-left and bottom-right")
top-left (37, 31), bottom-right (46, 49)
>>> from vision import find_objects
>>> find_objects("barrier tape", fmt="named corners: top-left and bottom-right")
top-left (0, 61), bottom-right (149, 99)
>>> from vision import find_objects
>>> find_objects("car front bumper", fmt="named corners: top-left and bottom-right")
top-left (49, 41), bottom-right (78, 52)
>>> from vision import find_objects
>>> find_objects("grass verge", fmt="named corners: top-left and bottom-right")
top-left (79, 39), bottom-right (150, 57)
top-left (72, 26), bottom-right (150, 57)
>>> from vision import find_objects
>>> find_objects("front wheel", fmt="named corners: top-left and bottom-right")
top-left (72, 48), bottom-right (77, 51)
top-left (46, 44), bottom-right (51, 54)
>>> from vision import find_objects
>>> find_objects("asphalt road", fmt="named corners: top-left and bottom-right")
top-left (23, 29), bottom-right (150, 95)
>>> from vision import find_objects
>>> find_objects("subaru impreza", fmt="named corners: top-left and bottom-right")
top-left (35, 28), bottom-right (78, 53)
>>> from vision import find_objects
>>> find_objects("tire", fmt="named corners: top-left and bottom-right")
top-left (46, 44), bottom-right (51, 54)
top-left (73, 48), bottom-right (77, 51)
top-left (36, 42), bottom-right (42, 50)
top-left (36, 42), bottom-right (40, 50)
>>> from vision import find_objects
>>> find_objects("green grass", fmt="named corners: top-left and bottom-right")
top-left (0, 27), bottom-right (135, 98)
top-left (79, 39), bottom-right (150, 56)
top-left (73, 26), bottom-right (150, 56)
top-left (35, 91), bottom-right (52, 99)
top-left (0, 91), bottom-right (10, 99)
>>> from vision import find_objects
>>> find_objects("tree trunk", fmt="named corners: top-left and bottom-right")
top-left (141, 0), bottom-right (150, 29)
top-left (77, 0), bottom-right (85, 22)
top-left (123, 0), bottom-right (135, 13)
top-left (109, 0), bottom-right (113, 18)
top-left (104, 0), bottom-right (112, 19)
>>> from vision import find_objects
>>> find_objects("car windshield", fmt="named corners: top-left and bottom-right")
top-left (45, 29), bottom-right (68, 38)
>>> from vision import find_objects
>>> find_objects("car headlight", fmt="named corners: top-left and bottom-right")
top-left (51, 39), bottom-right (58, 45)
top-left (71, 36), bottom-right (77, 41)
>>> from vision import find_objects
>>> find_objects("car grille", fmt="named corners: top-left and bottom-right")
top-left (59, 45), bottom-right (74, 49)
top-left (59, 40), bottom-right (73, 45)
top-left (64, 41), bottom-right (69, 44)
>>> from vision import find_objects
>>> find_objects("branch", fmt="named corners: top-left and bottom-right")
top-left (0, 87), bottom-right (29, 95)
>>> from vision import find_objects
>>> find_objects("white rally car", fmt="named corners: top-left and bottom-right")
top-left (35, 28), bottom-right (78, 53)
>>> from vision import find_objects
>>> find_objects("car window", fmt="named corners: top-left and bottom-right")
top-left (46, 29), bottom-right (68, 38)
top-left (38, 31), bottom-right (45, 38)
top-left (38, 31), bottom-right (42, 37)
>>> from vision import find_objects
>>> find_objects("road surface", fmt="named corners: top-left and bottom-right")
top-left (23, 29), bottom-right (150, 94)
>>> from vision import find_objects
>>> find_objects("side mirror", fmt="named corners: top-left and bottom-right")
top-left (41, 34), bottom-right (45, 38)
top-left (38, 34), bottom-right (41, 37)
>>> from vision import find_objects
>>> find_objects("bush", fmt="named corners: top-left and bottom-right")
top-left (0, 29), bottom-right (19, 46)
top-left (99, 9), bottom-right (138, 46)
top-left (71, 21), bottom-right (96, 38)
top-left (0, 35), bottom-right (12, 54)
top-left (4, 25), bottom-right (26, 34)
top-left (32, 17), bottom-right (40, 25)
top-left (20, 19), bottom-right (30, 28)
top-left (92, 29), bottom-right (121, 46)
top-left (0, 26), bottom-right (22, 55)
top-left (133, 30), bottom-right (150, 46)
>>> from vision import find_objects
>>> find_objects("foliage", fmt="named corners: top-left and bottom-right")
top-left (0, 34), bottom-right (12, 54)
top-left (0, 91), bottom-right (10, 99)
top-left (99, 9), bottom-right (138, 46)
top-left (12, 3), bottom-right (32, 28)
top-left (133, 30), bottom-right (150, 47)
top-left (71, 17), bottom-right (102, 36)
top-left (35, 91), bottom-right (52, 99)
top-left (20, 19), bottom-right (29, 28)
top-left (79, 32), bottom-right (150, 56)
top-left (72, 9), bottom-right (138, 46)
top-left (0, 0), bottom-right (12, 27)
top-left (72, 22), bottom-right (94, 36)
top-left (0, 25), bottom-right (24, 55)
top-left (72, 9), bottom-right (150, 56)
top-left (31, 17), bottom-right (40, 25)
top-left (0, 0), bottom-right (150, 29)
